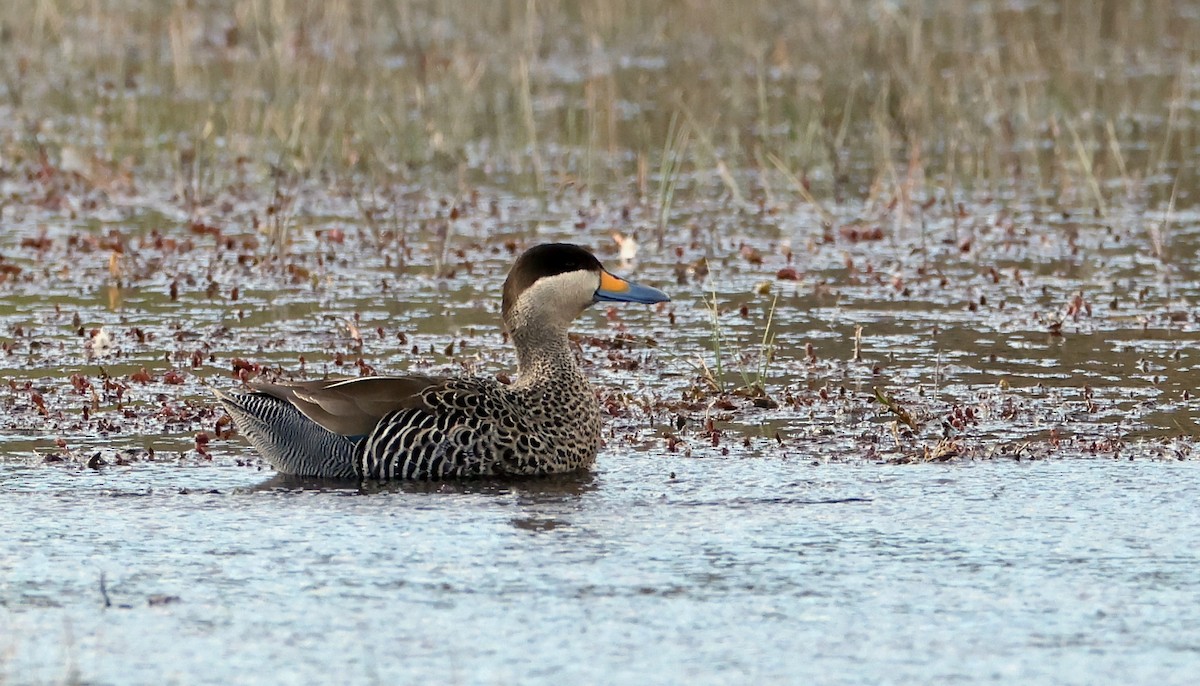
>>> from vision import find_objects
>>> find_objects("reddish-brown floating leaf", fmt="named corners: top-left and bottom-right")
top-left (21, 236), bottom-right (53, 250)
top-left (31, 391), bottom-right (48, 415)
top-left (838, 224), bottom-right (886, 242)
top-left (195, 431), bottom-right (212, 458)
top-left (69, 374), bottom-right (92, 394)
top-left (189, 221), bottom-right (221, 237)
top-left (740, 245), bottom-right (764, 264)
top-left (231, 358), bottom-right (261, 375)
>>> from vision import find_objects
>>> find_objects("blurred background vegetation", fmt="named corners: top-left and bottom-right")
top-left (1, 0), bottom-right (1197, 210)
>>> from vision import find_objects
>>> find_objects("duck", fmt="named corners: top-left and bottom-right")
top-left (214, 242), bottom-right (670, 480)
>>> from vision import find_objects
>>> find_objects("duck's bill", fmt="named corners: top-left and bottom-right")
top-left (595, 271), bottom-right (670, 304)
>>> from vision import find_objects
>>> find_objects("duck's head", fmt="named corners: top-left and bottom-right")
top-left (501, 243), bottom-right (670, 335)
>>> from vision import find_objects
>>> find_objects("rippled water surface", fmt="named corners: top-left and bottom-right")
top-left (3, 456), bottom-right (1200, 685)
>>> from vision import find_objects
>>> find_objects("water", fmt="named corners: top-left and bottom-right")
top-left (3, 455), bottom-right (1199, 685)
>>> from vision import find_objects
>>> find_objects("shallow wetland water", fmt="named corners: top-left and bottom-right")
top-left (2, 1), bottom-right (1200, 683)
top-left (6, 459), bottom-right (1200, 685)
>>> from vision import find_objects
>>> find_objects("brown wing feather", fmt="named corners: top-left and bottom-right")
top-left (251, 375), bottom-right (442, 436)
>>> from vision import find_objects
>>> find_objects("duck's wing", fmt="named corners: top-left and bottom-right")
top-left (250, 375), bottom-right (442, 437)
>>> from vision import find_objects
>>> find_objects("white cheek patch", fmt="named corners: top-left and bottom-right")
top-left (513, 270), bottom-right (599, 325)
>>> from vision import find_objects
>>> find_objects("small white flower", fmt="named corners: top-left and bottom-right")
top-left (87, 327), bottom-right (115, 358)
top-left (612, 232), bottom-right (639, 266)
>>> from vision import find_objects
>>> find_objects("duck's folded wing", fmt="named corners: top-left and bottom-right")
top-left (250, 375), bottom-right (442, 437)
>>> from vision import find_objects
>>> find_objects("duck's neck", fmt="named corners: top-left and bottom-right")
top-left (511, 320), bottom-right (584, 388)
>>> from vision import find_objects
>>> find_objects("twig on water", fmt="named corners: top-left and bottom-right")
top-left (99, 573), bottom-right (112, 609)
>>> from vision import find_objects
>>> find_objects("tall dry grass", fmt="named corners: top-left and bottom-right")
top-left (0, 0), bottom-right (1196, 206)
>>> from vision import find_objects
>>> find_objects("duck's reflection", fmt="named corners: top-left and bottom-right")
top-left (246, 470), bottom-right (598, 532)
top-left (247, 470), bottom-right (596, 500)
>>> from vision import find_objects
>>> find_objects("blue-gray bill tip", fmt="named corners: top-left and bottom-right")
top-left (595, 271), bottom-right (670, 304)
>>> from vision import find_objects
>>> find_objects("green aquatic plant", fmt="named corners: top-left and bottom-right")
top-left (697, 288), bottom-right (727, 395)
top-left (738, 291), bottom-right (778, 399)
top-left (655, 112), bottom-right (691, 249)
top-left (695, 288), bottom-right (779, 401)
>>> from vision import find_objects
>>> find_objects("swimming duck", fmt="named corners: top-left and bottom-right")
top-left (215, 243), bottom-right (669, 480)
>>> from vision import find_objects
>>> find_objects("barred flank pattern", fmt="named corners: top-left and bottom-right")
top-left (355, 375), bottom-right (600, 481)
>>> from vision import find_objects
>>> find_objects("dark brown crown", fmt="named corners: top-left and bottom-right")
top-left (501, 243), bottom-right (602, 322)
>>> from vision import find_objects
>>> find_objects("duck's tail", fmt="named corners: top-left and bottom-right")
top-left (213, 388), bottom-right (359, 479)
